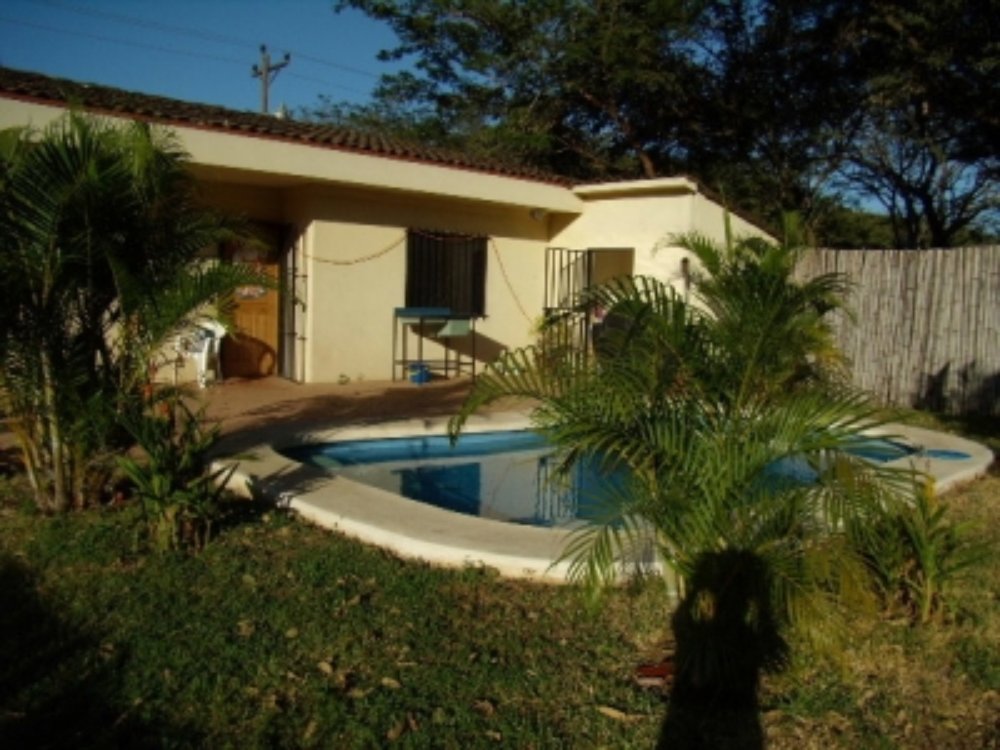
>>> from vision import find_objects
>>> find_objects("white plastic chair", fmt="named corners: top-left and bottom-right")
top-left (180, 320), bottom-right (227, 388)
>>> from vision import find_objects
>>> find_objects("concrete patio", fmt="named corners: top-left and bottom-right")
top-left (202, 375), bottom-right (485, 454)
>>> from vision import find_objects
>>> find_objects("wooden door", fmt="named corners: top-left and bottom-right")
top-left (222, 237), bottom-right (281, 379)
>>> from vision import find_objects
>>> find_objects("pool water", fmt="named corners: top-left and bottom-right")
top-left (281, 431), bottom-right (962, 528)
top-left (841, 440), bottom-right (970, 463)
top-left (281, 431), bottom-right (615, 527)
top-left (842, 437), bottom-right (917, 463)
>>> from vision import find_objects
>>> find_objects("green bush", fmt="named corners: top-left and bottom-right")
top-left (0, 113), bottom-right (269, 512)
top-left (853, 483), bottom-right (984, 624)
top-left (117, 396), bottom-right (234, 553)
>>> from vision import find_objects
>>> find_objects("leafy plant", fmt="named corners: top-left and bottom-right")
top-left (0, 113), bottom-right (270, 512)
top-left (852, 482), bottom-right (985, 624)
top-left (117, 395), bottom-right (234, 552)
top-left (670, 214), bottom-right (852, 400)
top-left (450, 232), bottom-right (919, 705)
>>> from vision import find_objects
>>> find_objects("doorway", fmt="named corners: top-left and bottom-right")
top-left (221, 223), bottom-right (288, 379)
top-left (543, 246), bottom-right (635, 355)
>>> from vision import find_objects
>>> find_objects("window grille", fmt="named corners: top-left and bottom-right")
top-left (405, 230), bottom-right (487, 316)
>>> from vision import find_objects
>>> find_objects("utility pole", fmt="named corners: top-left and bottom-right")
top-left (251, 44), bottom-right (290, 114)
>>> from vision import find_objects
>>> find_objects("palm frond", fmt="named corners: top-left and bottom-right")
top-left (0, 112), bottom-right (264, 511)
top-left (449, 211), bottom-right (925, 655)
top-left (559, 486), bottom-right (656, 593)
top-left (666, 231), bottom-right (726, 278)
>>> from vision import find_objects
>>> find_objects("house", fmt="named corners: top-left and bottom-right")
top-left (0, 67), bottom-right (767, 385)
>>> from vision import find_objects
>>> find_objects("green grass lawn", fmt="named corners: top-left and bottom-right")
top-left (1, 418), bottom-right (997, 749)
top-left (0, 492), bottom-right (673, 749)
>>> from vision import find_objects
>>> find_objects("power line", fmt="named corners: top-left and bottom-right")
top-left (35, 0), bottom-right (257, 50)
top-left (285, 50), bottom-right (383, 80)
top-left (0, 15), bottom-right (247, 68)
top-left (33, 0), bottom-right (383, 80)
top-left (284, 71), bottom-right (368, 98)
top-left (0, 15), bottom-right (373, 100)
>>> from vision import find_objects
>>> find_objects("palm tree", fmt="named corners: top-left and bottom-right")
top-left (0, 113), bottom-right (269, 512)
top-left (449, 252), bottom-right (917, 692)
top-left (671, 215), bottom-right (851, 402)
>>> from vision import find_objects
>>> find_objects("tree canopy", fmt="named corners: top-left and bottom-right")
top-left (833, 0), bottom-right (1000, 247)
top-left (321, 0), bottom-right (998, 247)
top-left (326, 0), bottom-right (706, 180)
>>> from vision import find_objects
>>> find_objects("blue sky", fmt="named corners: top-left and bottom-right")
top-left (0, 0), bottom-right (405, 114)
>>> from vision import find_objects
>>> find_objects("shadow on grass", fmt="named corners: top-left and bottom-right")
top-left (656, 550), bottom-right (787, 750)
top-left (657, 701), bottom-right (763, 750)
top-left (938, 412), bottom-right (1000, 441)
top-left (214, 491), bottom-right (290, 536)
top-left (0, 556), bottom-right (202, 748)
top-left (0, 445), bottom-right (24, 477)
top-left (217, 454), bottom-right (333, 522)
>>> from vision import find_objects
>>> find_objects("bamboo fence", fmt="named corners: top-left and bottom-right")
top-left (796, 245), bottom-right (1000, 416)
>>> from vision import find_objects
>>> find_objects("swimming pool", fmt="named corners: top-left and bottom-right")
top-left (281, 430), bottom-right (610, 527)
top-left (278, 430), bottom-right (969, 528)
top-left (219, 413), bottom-right (991, 581)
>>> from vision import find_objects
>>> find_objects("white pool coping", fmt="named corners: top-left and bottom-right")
top-left (862, 423), bottom-right (994, 494)
top-left (214, 414), bottom-right (994, 584)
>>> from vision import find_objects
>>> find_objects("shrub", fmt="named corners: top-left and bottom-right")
top-left (853, 483), bottom-right (984, 624)
top-left (117, 396), bottom-right (234, 553)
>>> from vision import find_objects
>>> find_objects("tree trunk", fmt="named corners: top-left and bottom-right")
top-left (10, 418), bottom-right (44, 507)
top-left (40, 350), bottom-right (71, 513)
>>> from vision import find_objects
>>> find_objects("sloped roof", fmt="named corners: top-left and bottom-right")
top-left (0, 67), bottom-right (572, 186)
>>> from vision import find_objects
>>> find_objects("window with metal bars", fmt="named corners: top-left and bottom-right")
top-left (404, 229), bottom-right (487, 316)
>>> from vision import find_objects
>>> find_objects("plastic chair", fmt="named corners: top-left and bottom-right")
top-left (182, 320), bottom-right (227, 387)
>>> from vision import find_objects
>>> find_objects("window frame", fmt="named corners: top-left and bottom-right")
top-left (404, 229), bottom-right (487, 317)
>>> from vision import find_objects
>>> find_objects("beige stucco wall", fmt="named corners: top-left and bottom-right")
top-left (288, 185), bottom-right (549, 382)
top-left (550, 179), bottom-right (773, 294)
top-left (0, 97), bottom-right (63, 132)
top-left (196, 180), bottom-right (289, 224)
top-left (550, 179), bottom-right (698, 289)
top-left (197, 175), bottom-right (769, 383)
top-left (181, 128), bottom-right (583, 215)
top-left (173, 180), bottom-right (548, 383)
top-left (688, 191), bottom-right (767, 244)
top-left (0, 96), bottom-right (583, 214)
top-left (678, 192), bottom-right (773, 283)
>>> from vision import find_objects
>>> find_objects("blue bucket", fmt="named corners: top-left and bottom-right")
top-left (409, 363), bottom-right (430, 385)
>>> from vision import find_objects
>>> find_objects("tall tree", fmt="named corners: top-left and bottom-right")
top-left (833, 0), bottom-right (1000, 247)
top-left (329, 0), bottom-right (706, 179)
top-left (330, 0), bottom-right (998, 244)
top-left (325, 1), bottom-right (854, 228)
top-left (685, 0), bottom-right (862, 226)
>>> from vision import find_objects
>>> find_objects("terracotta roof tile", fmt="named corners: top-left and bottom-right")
top-left (0, 66), bottom-right (572, 186)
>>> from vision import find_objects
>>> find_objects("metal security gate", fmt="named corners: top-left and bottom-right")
top-left (279, 230), bottom-right (306, 382)
top-left (543, 246), bottom-right (636, 363)
top-left (543, 247), bottom-right (593, 360)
